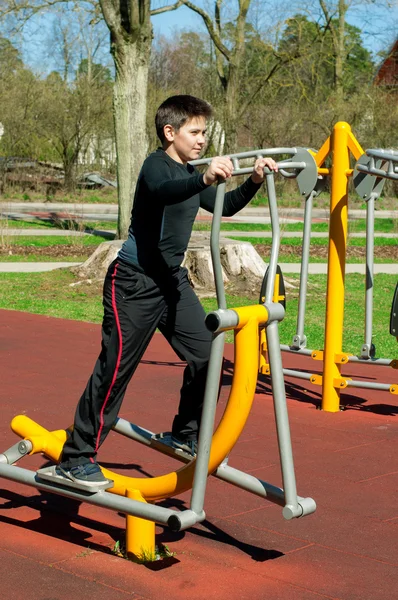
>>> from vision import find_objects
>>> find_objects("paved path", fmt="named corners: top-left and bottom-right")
top-left (4, 228), bottom-right (115, 238)
top-left (1, 201), bottom-right (397, 223)
top-left (4, 228), bottom-right (398, 240)
top-left (1, 262), bottom-right (397, 274)
top-left (0, 262), bottom-right (81, 272)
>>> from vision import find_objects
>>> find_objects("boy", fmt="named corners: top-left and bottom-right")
top-left (55, 95), bottom-right (278, 487)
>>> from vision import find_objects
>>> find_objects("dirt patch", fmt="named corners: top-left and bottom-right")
top-left (254, 244), bottom-right (398, 260)
top-left (0, 244), bottom-right (95, 259)
top-left (1, 242), bottom-right (396, 262)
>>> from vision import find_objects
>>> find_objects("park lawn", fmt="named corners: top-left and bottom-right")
top-left (0, 270), bottom-right (396, 359)
top-left (193, 217), bottom-right (397, 234)
top-left (1, 189), bottom-right (118, 204)
top-left (2, 219), bottom-right (117, 231)
top-left (231, 236), bottom-right (397, 247)
top-left (0, 234), bottom-right (106, 247)
top-left (4, 217), bottom-right (397, 234)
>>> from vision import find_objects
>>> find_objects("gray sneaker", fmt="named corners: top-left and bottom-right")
top-left (153, 432), bottom-right (197, 457)
top-left (55, 462), bottom-right (111, 488)
top-left (170, 436), bottom-right (198, 457)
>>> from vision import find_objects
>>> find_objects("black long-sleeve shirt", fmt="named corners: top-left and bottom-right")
top-left (119, 148), bottom-right (261, 274)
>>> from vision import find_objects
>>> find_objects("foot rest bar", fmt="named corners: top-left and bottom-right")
top-left (216, 463), bottom-right (316, 519)
top-left (0, 463), bottom-right (178, 527)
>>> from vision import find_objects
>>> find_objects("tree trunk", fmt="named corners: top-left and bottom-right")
top-left (334, 0), bottom-right (348, 109)
top-left (224, 64), bottom-right (239, 153)
top-left (112, 37), bottom-right (150, 239)
top-left (63, 154), bottom-right (76, 193)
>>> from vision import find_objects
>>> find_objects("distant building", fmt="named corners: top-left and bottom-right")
top-left (374, 39), bottom-right (398, 87)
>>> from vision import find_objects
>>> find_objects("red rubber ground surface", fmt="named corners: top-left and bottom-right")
top-left (0, 309), bottom-right (397, 600)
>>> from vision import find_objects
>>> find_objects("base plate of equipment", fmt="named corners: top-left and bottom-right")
top-left (36, 465), bottom-right (114, 493)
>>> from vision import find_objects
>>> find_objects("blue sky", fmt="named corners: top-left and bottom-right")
top-left (150, 1), bottom-right (397, 57)
top-left (16, 1), bottom-right (398, 73)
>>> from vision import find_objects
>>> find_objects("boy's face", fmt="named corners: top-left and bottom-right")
top-left (163, 116), bottom-right (207, 164)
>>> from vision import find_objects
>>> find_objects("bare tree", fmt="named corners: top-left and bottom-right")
top-left (0, 1), bottom-right (183, 237)
top-left (178, 0), bottom-right (291, 152)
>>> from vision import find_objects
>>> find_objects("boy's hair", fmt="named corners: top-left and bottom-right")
top-left (155, 95), bottom-right (213, 143)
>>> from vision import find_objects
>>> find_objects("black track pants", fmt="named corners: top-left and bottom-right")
top-left (60, 259), bottom-right (212, 468)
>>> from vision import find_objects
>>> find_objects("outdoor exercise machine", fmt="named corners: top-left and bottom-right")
top-left (258, 123), bottom-right (398, 412)
top-left (0, 148), bottom-right (318, 559)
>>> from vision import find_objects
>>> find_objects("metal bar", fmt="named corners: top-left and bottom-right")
top-left (280, 345), bottom-right (314, 356)
top-left (264, 172), bottom-right (280, 304)
top-left (366, 148), bottom-right (398, 160)
top-left (282, 368), bottom-right (313, 381)
top-left (0, 463), bottom-right (177, 526)
top-left (362, 192), bottom-right (376, 358)
top-left (345, 380), bottom-right (393, 391)
top-left (215, 463), bottom-right (316, 518)
top-left (210, 180), bottom-right (227, 310)
top-left (190, 331), bottom-right (225, 515)
top-left (347, 356), bottom-right (393, 366)
top-left (189, 148), bottom-right (298, 166)
top-left (356, 163), bottom-right (398, 181)
top-left (190, 177), bottom-right (227, 517)
top-left (216, 161), bottom-right (306, 177)
top-left (0, 439), bottom-right (33, 465)
top-left (266, 321), bottom-right (301, 518)
top-left (292, 190), bottom-right (315, 349)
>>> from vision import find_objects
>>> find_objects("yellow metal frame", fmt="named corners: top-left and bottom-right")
top-left (11, 304), bottom-right (268, 502)
top-left (312, 122), bottom-right (364, 412)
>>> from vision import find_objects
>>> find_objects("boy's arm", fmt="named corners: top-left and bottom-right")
top-left (199, 177), bottom-right (261, 217)
top-left (199, 157), bottom-right (278, 217)
top-left (144, 156), bottom-right (208, 205)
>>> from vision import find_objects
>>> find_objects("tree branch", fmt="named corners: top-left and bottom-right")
top-left (238, 60), bottom-right (284, 117)
top-left (179, 0), bottom-right (231, 61)
top-left (214, 0), bottom-right (226, 88)
top-left (319, 0), bottom-right (338, 45)
top-left (150, 0), bottom-right (183, 16)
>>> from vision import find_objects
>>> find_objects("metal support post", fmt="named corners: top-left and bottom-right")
top-left (267, 321), bottom-right (301, 518)
top-left (292, 190), bottom-right (315, 349)
top-left (189, 178), bottom-right (227, 520)
top-left (322, 122), bottom-right (351, 412)
top-left (361, 192), bottom-right (377, 358)
top-left (125, 489), bottom-right (156, 560)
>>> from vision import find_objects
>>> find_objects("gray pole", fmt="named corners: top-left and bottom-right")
top-left (190, 180), bottom-right (227, 517)
top-left (292, 190), bottom-right (315, 349)
top-left (361, 192), bottom-right (377, 359)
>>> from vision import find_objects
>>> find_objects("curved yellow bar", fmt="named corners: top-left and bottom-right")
top-left (11, 304), bottom-right (268, 502)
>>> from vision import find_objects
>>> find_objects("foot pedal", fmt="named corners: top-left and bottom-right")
top-left (151, 432), bottom-right (194, 461)
top-left (36, 465), bottom-right (113, 493)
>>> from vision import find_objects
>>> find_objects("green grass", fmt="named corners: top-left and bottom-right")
top-left (1, 255), bottom-right (88, 262)
top-left (1, 188), bottom-right (118, 204)
top-left (232, 236), bottom-right (397, 247)
top-left (0, 270), bottom-right (103, 322)
top-left (193, 218), bottom-right (397, 234)
top-left (1, 234), bottom-right (107, 247)
top-left (1, 218), bottom-right (117, 231)
top-left (4, 216), bottom-right (397, 235)
top-left (0, 270), bottom-right (396, 359)
top-left (261, 254), bottom-right (396, 264)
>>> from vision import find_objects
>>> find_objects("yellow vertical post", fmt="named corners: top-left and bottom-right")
top-left (125, 488), bottom-right (156, 560)
top-left (322, 122), bottom-right (351, 411)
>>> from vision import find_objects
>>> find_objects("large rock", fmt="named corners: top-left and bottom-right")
top-left (71, 233), bottom-right (266, 298)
